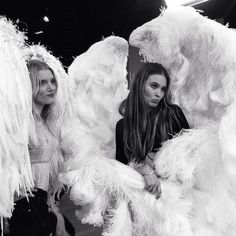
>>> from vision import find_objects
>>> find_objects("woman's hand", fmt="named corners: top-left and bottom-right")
top-left (143, 173), bottom-right (161, 198)
top-left (133, 162), bottom-right (161, 198)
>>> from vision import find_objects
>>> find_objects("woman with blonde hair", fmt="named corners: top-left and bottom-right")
top-left (8, 59), bottom-right (74, 236)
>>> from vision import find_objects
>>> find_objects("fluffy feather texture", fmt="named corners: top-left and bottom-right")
top-left (60, 35), bottom-right (129, 180)
top-left (129, 6), bottom-right (236, 235)
top-left (129, 6), bottom-right (236, 126)
top-left (60, 35), bottom-right (197, 235)
top-left (103, 199), bottom-right (132, 236)
top-left (0, 17), bottom-right (35, 218)
top-left (64, 35), bottom-right (129, 159)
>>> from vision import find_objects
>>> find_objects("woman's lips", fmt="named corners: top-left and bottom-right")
top-left (152, 99), bottom-right (159, 103)
top-left (47, 93), bottom-right (54, 98)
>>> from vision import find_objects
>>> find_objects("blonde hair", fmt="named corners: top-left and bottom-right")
top-left (27, 59), bottom-right (61, 137)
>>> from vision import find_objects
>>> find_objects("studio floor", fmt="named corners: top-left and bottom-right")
top-left (59, 192), bottom-right (103, 236)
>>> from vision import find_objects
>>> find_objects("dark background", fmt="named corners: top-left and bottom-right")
top-left (1, 0), bottom-right (236, 67)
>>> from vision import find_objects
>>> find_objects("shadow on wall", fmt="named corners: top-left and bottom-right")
top-left (128, 45), bottom-right (145, 83)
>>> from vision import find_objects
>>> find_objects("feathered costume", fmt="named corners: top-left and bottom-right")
top-left (59, 36), bottom-right (191, 236)
top-left (0, 17), bottom-right (35, 219)
top-left (59, 36), bottom-right (168, 235)
top-left (61, 6), bottom-right (236, 236)
top-left (129, 6), bottom-right (236, 235)
top-left (0, 19), bottom-right (71, 232)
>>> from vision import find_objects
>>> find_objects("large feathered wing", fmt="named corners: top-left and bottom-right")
top-left (0, 17), bottom-right (36, 218)
top-left (62, 35), bottom-right (129, 160)
top-left (59, 36), bottom-right (194, 236)
top-left (129, 6), bottom-right (236, 126)
top-left (129, 6), bottom-right (236, 235)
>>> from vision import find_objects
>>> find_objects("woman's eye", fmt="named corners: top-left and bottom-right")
top-left (51, 79), bottom-right (57, 84)
top-left (40, 80), bottom-right (47, 86)
top-left (151, 84), bottom-right (158, 89)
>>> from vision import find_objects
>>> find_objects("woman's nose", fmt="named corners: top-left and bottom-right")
top-left (47, 83), bottom-right (55, 91)
top-left (155, 89), bottom-right (161, 97)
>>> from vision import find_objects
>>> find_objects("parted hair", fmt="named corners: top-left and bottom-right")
top-left (119, 62), bottom-right (180, 162)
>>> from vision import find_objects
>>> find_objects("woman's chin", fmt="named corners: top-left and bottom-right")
top-left (149, 102), bottom-right (159, 108)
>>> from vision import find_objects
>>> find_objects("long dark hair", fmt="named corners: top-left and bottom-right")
top-left (120, 62), bottom-right (179, 162)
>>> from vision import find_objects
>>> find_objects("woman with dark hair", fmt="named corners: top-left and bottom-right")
top-left (116, 62), bottom-right (189, 197)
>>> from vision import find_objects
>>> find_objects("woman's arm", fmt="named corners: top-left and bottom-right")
top-left (134, 162), bottom-right (155, 176)
top-left (133, 162), bottom-right (161, 198)
top-left (116, 119), bottom-right (161, 198)
top-left (175, 105), bottom-right (190, 129)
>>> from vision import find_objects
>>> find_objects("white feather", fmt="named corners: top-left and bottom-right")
top-left (0, 17), bottom-right (35, 217)
top-left (129, 6), bottom-right (236, 235)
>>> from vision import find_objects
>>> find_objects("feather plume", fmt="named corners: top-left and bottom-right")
top-left (129, 6), bottom-right (236, 126)
top-left (0, 17), bottom-right (35, 217)
top-left (103, 199), bottom-right (132, 236)
top-left (129, 6), bottom-right (236, 235)
top-left (59, 34), bottom-right (201, 235)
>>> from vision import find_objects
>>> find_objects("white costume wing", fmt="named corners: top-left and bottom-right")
top-left (64, 35), bottom-right (129, 159)
top-left (0, 17), bottom-right (35, 218)
top-left (59, 35), bottom-right (196, 236)
top-left (129, 6), bottom-right (236, 235)
top-left (129, 6), bottom-right (236, 126)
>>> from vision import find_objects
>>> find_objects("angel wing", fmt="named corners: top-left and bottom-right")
top-left (63, 35), bottom-right (129, 160)
top-left (59, 34), bottom-right (129, 226)
top-left (59, 35), bottom-right (199, 236)
top-left (129, 6), bottom-right (236, 235)
top-left (129, 6), bottom-right (236, 126)
top-left (0, 17), bottom-right (36, 218)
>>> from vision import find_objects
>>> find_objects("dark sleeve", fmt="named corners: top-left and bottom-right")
top-left (172, 105), bottom-right (190, 134)
top-left (176, 105), bottom-right (190, 129)
top-left (115, 119), bottom-right (129, 165)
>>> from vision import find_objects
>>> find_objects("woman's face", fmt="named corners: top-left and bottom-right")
top-left (34, 69), bottom-right (57, 107)
top-left (144, 73), bottom-right (167, 108)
